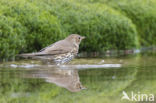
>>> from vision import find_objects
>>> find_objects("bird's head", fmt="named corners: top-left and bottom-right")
top-left (65, 34), bottom-right (85, 46)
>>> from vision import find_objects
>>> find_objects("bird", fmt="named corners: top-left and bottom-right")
top-left (19, 34), bottom-right (85, 65)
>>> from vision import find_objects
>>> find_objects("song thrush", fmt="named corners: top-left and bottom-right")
top-left (19, 34), bottom-right (85, 65)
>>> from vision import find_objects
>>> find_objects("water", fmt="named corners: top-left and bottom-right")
top-left (0, 52), bottom-right (156, 103)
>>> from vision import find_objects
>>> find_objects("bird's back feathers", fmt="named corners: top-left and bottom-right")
top-left (19, 39), bottom-right (74, 57)
top-left (18, 34), bottom-right (85, 64)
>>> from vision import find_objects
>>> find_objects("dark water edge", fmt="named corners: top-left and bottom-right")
top-left (0, 48), bottom-right (155, 103)
top-left (78, 46), bottom-right (156, 58)
top-left (1, 46), bottom-right (155, 62)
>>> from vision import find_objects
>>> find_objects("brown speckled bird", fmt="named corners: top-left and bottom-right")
top-left (20, 34), bottom-right (85, 65)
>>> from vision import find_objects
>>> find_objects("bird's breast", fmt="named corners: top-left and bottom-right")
top-left (53, 52), bottom-right (75, 65)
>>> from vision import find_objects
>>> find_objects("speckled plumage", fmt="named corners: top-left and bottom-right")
top-left (19, 34), bottom-right (85, 65)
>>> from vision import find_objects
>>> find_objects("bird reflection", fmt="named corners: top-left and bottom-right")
top-left (24, 67), bottom-right (86, 92)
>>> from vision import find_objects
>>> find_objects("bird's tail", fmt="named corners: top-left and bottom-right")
top-left (18, 52), bottom-right (54, 61)
top-left (17, 52), bottom-right (42, 58)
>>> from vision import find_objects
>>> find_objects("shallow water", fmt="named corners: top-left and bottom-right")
top-left (0, 52), bottom-right (156, 103)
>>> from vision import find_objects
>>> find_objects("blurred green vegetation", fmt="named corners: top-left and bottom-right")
top-left (0, 0), bottom-right (156, 60)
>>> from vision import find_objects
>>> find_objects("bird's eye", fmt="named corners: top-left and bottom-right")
top-left (78, 37), bottom-right (81, 39)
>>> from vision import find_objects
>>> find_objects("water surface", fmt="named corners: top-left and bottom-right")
top-left (0, 52), bottom-right (156, 103)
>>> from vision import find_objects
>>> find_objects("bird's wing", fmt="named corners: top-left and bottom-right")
top-left (39, 40), bottom-right (73, 55)
top-left (19, 40), bottom-right (73, 57)
top-left (39, 43), bottom-right (54, 52)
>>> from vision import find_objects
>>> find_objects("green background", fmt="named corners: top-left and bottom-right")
top-left (0, 0), bottom-right (156, 60)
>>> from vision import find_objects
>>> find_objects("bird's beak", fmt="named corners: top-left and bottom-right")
top-left (81, 36), bottom-right (85, 39)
